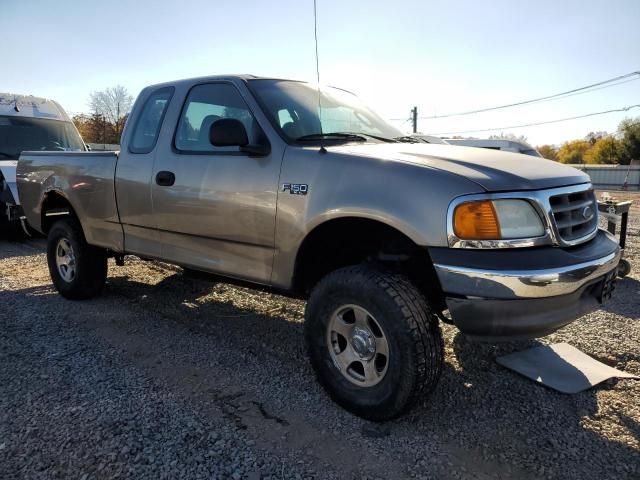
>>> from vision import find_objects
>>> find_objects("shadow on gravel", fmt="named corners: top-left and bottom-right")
top-left (103, 271), bottom-right (307, 363)
top-left (0, 229), bottom-right (46, 260)
top-left (102, 271), bottom-right (639, 477)
top-left (601, 276), bottom-right (640, 319)
top-left (4, 267), bottom-right (638, 479)
top-left (393, 331), bottom-right (639, 478)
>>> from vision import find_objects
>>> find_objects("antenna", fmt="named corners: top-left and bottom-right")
top-left (313, 0), bottom-right (326, 153)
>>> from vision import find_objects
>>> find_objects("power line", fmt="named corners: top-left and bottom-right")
top-left (388, 70), bottom-right (640, 121)
top-left (429, 104), bottom-right (640, 136)
top-left (422, 70), bottom-right (640, 119)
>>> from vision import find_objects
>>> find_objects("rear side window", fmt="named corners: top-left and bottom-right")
top-left (129, 87), bottom-right (174, 154)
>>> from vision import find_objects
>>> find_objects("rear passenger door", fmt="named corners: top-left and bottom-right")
top-left (115, 86), bottom-right (174, 258)
top-left (150, 81), bottom-right (281, 284)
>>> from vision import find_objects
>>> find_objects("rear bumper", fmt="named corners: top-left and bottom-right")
top-left (430, 229), bottom-right (620, 339)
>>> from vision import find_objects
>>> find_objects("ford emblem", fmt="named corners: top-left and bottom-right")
top-left (582, 205), bottom-right (594, 221)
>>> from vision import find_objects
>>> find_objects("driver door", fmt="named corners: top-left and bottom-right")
top-left (151, 82), bottom-right (280, 284)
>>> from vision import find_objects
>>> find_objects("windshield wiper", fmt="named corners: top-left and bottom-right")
top-left (0, 151), bottom-right (17, 159)
top-left (348, 132), bottom-right (397, 143)
top-left (296, 133), bottom-right (367, 142)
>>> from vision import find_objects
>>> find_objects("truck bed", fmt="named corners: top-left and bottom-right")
top-left (17, 151), bottom-right (124, 251)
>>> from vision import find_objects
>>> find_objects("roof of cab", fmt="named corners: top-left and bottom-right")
top-left (143, 74), bottom-right (302, 91)
top-left (0, 93), bottom-right (71, 122)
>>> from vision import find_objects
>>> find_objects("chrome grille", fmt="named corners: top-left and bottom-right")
top-left (549, 188), bottom-right (597, 243)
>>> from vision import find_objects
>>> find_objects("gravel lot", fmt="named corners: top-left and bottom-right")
top-left (1, 192), bottom-right (639, 479)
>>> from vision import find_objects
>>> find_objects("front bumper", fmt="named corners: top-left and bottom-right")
top-left (430, 229), bottom-right (620, 339)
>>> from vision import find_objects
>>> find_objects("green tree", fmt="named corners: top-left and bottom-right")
top-left (557, 139), bottom-right (591, 164)
top-left (618, 117), bottom-right (640, 165)
top-left (537, 144), bottom-right (558, 161)
top-left (584, 137), bottom-right (619, 164)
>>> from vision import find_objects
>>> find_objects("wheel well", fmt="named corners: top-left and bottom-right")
top-left (292, 217), bottom-right (445, 309)
top-left (40, 192), bottom-right (75, 234)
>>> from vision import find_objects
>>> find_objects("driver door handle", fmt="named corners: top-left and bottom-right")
top-left (156, 171), bottom-right (175, 186)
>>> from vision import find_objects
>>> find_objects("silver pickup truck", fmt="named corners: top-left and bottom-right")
top-left (17, 75), bottom-right (620, 420)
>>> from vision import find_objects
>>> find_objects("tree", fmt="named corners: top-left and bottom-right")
top-left (72, 113), bottom-right (120, 144)
top-left (89, 85), bottom-right (133, 142)
top-left (489, 132), bottom-right (528, 143)
top-left (557, 139), bottom-right (591, 164)
top-left (585, 131), bottom-right (608, 145)
top-left (537, 144), bottom-right (558, 161)
top-left (618, 117), bottom-right (640, 165)
top-left (584, 137), bottom-right (619, 164)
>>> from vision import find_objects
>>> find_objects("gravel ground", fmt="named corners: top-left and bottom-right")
top-left (1, 192), bottom-right (639, 479)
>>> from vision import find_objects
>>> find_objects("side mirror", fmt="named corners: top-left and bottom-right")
top-left (209, 118), bottom-right (270, 157)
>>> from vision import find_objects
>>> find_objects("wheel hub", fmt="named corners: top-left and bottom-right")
top-left (351, 327), bottom-right (376, 360)
top-left (55, 238), bottom-right (76, 283)
top-left (326, 304), bottom-right (390, 387)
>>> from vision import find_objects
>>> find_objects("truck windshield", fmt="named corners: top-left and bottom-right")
top-left (248, 79), bottom-right (402, 143)
top-left (0, 116), bottom-right (85, 159)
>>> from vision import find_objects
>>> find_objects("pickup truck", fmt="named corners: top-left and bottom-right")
top-left (17, 75), bottom-right (620, 420)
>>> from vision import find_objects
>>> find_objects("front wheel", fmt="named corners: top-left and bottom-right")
top-left (47, 217), bottom-right (107, 299)
top-left (305, 265), bottom-right (444, 421)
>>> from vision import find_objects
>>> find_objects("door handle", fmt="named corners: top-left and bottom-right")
top-left (156, 171), bottom-right (175, 186)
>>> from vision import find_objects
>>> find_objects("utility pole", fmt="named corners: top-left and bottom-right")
top-left (411, 106), bottom-right (418, 133)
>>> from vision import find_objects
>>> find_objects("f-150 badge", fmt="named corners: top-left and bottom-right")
top-left (282, 183), bottom-right (308, 195)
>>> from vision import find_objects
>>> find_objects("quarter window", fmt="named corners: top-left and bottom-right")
top-left (175, 83), bottom-right (263, 153)
top-left (129, 87), bottom-right (173, 154)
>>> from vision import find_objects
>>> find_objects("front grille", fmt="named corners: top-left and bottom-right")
top-left (549, 188), bottom-right (598, 243)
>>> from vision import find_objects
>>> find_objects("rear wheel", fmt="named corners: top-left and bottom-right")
top-left (47, 217), bottom-right (107, 299)
top-left (305, 265), bottom-right (444, 421)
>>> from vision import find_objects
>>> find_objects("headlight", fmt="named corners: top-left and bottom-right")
top-left (453, 199), bottom-right (545, 240)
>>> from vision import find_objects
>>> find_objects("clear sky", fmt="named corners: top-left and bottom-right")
top-left (2, 0), bottom-right (639, 146)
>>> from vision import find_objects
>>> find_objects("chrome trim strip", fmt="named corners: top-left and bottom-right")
top-left (446, 183), bottom-right (598, 249)
top-left (434, 246), bottom-right (620, 299)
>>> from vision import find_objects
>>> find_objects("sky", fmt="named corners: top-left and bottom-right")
top-left (2, 0), bottom-right (639, 146)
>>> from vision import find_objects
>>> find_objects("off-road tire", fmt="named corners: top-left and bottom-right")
top-left (305, 265), bottom-right (444, 421)
top-left (47, 217), bottom-right (107, 300)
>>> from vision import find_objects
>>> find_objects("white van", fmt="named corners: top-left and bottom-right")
top-left (0, 93), bottom-right (85, 230)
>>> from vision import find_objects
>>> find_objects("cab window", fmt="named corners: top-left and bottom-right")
top-left (174, 83), bottom-right (264, 153)
top-left (129, 87), bottom-right (174, 154)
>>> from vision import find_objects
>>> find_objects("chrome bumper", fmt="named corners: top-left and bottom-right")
top-left (434, 249), bottom-right (621, 300)
top-left (430, 229), bottom-right (621, 339)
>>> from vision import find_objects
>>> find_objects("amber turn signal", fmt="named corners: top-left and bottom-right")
top-left (453, 200), bottom-right (501, 239)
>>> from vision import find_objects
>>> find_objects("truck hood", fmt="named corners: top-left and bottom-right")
top-left (0, 160), bottom-right (19, 204)
top-left (328, 143), bottom-right (590, 191)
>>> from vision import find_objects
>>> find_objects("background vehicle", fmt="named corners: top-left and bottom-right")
top-left (444, 137), bottom-right (542, 156)
top-left (0, 93), bottom-right (86, 231)
top-left (410, 134), bottom-right (450, 144)
top-left (17, 75), bottom-right (620, 420)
